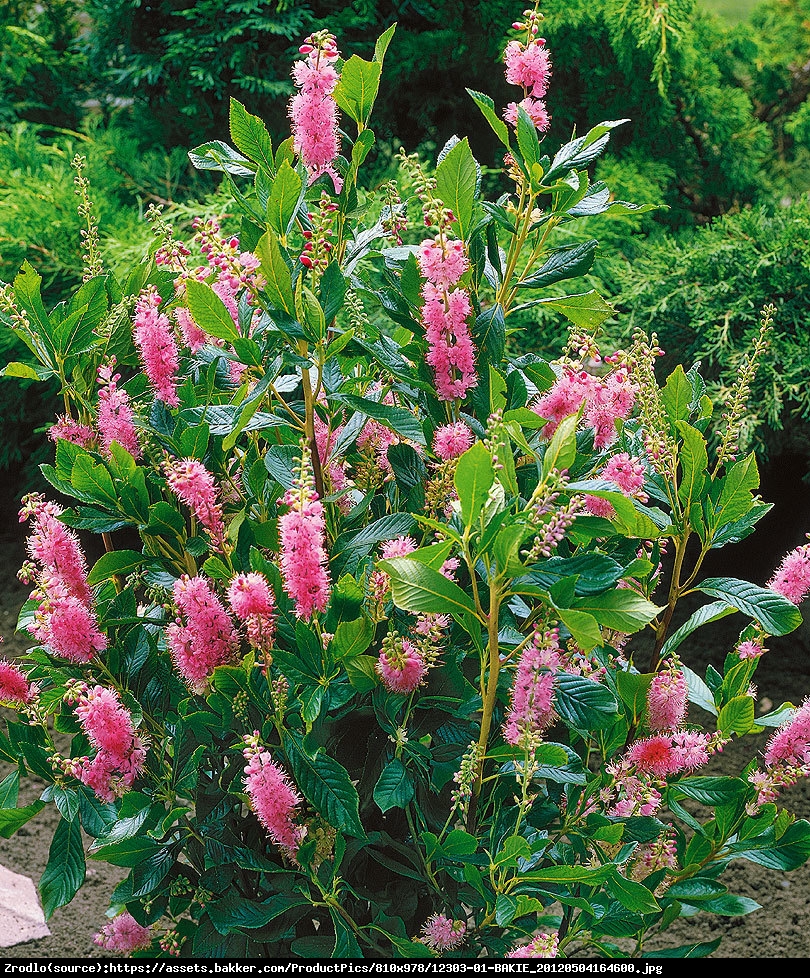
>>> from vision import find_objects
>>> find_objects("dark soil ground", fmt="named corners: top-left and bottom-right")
top-left (1, 460), bottom-right (810, 959)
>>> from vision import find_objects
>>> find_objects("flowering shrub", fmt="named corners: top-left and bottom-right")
top-left (1, 4), bottom-right (810, 960)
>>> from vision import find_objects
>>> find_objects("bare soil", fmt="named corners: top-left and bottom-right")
top-left (1, 468), bottom-right (810, 959)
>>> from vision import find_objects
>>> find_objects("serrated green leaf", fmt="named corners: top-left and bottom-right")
top-left (256, 230), bottom-right (295, 317)
top-left (519, 240), bottom-right (598, 290)
top-left (40, 817), bottom-right (85, 919)
top-left (435, 137), bottom-right (477, 240)
top-left (697, 577), bottom-right (802, 636)
top-left (454, 441), bottom-right (494, 527)
top-left (373, 759), bottom-right (414, 813)
top-left (554, 672), bottom-right (618, 730)
top-left (378, 557), bottom-right (478, 620)
top-left (286, 735), bottom-right (364, 839)
top-left (229, 98), bottom-right (274, 171)
top-left (185, 278), bottom-right (240, 343)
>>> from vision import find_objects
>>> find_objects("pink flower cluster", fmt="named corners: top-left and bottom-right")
top-left (166, 575), bottom-right (239, 692)
top-left (278, 457), bottom-right (331, 619)
top-left (133, 289), bottom-right (180, 408)
top-left (369, 535), bottom-right (417, 603)
top-left (420, 913), bottom-right (466, 951)
top-left (69, 685), bottom-right (147, 802)
top-left (502, 9), bottom-right (552, 133)
top-left (749, 700), bottom-right (810, 806)
top-left (228, 572), bottom-right (277, 654)
top-left (164, 457), bottom-right (227, 551)
top-left (433, 421), bottom-right (474, 461)
top-left (0, 659), bottom-right (33, 706)
top-left (289, 32), bottom-right (343, 192)
top-left (646, 663), bottom-right (688, 732)
top-left (377, 635), bottom-right (426, 694)
top-left (585, 453), bottom-right (647, 518)
top-left (97, 360), bottom-right (141, 459)
top-left (503, 627), bottom-right (562, 746)
top-left (533, 366), bottom-right (637, 450)
top-left (48, 416), bottom-right (95, 449)
top-left (626, 731), bottom-right (712, 777)
top-left (93, 912), bottom-right (152, 953)
top-left (507, 932), bottom-right (559, 959)
top-left (418, 237), bottom-right (477, 401)
top-left (243, 739), bottom-right (305, 855)
top-left (20, 495), bottom-right (106, 663)
top-left (768, 541), bottom-right (810, 605)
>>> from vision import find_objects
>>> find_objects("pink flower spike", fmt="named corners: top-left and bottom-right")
top-left (164, 458), bottom-right (227, 552)
top-left (243, 748), bottom-right (305, 855)
top-left (228, 572), bottom-right (275, 620)
top-left (768, 543), bottom-right (810, 605)
top-left (504, 38), bottom-right (552, 97)
top-left (647, 665), bottom-right (688, 733)
top-left (94, 913), bottom-right (152, 953)
top-left (97, 362), bottom-right (141, 460)
top-left (0, 660), bottom-right (32, 705)
top-left (167, 575), bottom-right (239, 691)
top-left (765, 699), bottom-right (810, 768)
top-left (377, 637), bottom-right (426, 694)
top-left (133, 289), bottom-right (180, 408)
top-left (278, 451), bottom-right (331, 619)
top-left (503, 628), bottom-right (561, 746)
top-left (420, 913), bottom-right (466, 951)
top-left (433, 422), bottom-right (474, 460)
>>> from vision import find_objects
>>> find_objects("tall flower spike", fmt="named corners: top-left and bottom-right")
top-left (133, 289), bottom-right (180, 408)
top-left (166, 576), bottom-right (239, 692)
top-left (503, 627), bottom-right (561, 746)
top-left (164, 457), bottom-right (227, 552)
top-left (242, 736), bottom-right (305, 855)
top-left (289, 31), bottom-right (343, 192)
top-left (97, 360), bottom-right (141, 460)
top-left (503, 6), bottom-right (552, 133)
top-left (278, 446), bottom-right (331, 619)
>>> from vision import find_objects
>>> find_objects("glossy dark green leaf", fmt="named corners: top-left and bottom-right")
top-left (39, 817), bottom-right (86, 919)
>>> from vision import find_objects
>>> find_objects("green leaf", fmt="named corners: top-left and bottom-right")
top-left (681, 664), bottom-right (718, 716)
top-left (330, 907), bottom-right (362, 958)
top-left (697, 577), bottom-right (802, 636)
top-left (717, 695), bottom-right (755, 736)
top-left (705, 453), bottom-right (759, 533)
top-left (644, 939), bottom-right (721, 958)
top-left (571, 591), bottom-right (662, 634)
top-left (256, 230), bottom-right (295, 317)
top-left (0, 771), bottom-right (19, 809)
top-left (87, 549), bottom-right (143, 585)
top-left (341, 394), bottom-right (424, 445)
top-left (666, 878), bottom-right (728, 901)
top-left (727, 819), bottom-right (810, 870)
top-left (185, 278), bottom-right (240, 343)
top-left (542, 411), bottom-right (579, 478)
top-left (0, 800), bottom-right (45, 839)
top-left (519, 240), bottom-right (598, 290)
top-left (209, 894), bottom-right (308, 935)
top-left (435, 137), bottom-right (477, 240)
top-left (374, 23), bottom-right (396, 63)
top-left (533, 290), bottom-right (614, 329)
top-left (518, 864), bottom-right (615, 885)
top-left (554, 672), bottom-right (618, 730)
top-left (544, 120), bottom-right (627, 182)
top-left (661, 600), bottom-right (737, 658)
top-left (89, 836), bottom-right (162, 867)
top-left (39, 817), bottom-right (85, 919)
top-left (465, 89), bottom-right (511, 149)
top-left (333, 55), bottom-right (382, 127)
top-left (267, 159), bottom-right (303, 236)
top-left (616, 670), bottom-right (654, 725)
top-left (72, 454), bottom-right (118, 508)
top-left (555, 608), bottom-right (602, 652)
top-left (332, 618), bottom-right (374, 659)
top-left (607, 873), bottom-right (660, 914)
top-left (661, 365), bottom-right (692, 425)
top-left (378, 557), bottom-right (478, 620)
top-left (516, 105), bottom-right (541, 170)
top-left (1, 360), bottom-right (49, 380)
top-left (229, 98), bottom-right (274, 172)
top-left (474, 303), bottom-right (506, 363)
top-left (670, 777), bottom-right (748, 807)
top-left (687, 894), bottom-right (761, 916)
top-left (454, 441), bottom-right (494, 527)
top-left (286, 735), bottom-right (364, 839)
top-left (373, 759), bottom-right (414, 813)
top-left (676, 422), bottom-right (708, 510)
top-left (188, 140), bottom-right (255, 177)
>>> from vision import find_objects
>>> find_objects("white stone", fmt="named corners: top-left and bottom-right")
top-left (0, 862), bottom-right (51, 947)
